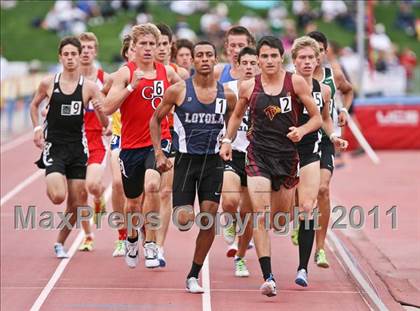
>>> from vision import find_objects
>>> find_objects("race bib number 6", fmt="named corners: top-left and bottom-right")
top-left (153, 80), bottom-right (164, 97)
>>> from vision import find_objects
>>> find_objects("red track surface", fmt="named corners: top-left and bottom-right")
top-left (1, 132), bottom-right (417, 310)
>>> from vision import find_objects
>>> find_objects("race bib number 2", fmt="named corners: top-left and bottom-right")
top-left (279, 96), bottom-right (292, 113)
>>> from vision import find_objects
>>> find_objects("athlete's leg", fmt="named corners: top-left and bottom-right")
top-left (143, 169), bottom-right (161, 242)
top-left (316, 168), bottom-right (332, 251)
top-left (156, 158), bottom-right (174, 247)
top-left (237, 187), bottom-right (253, 258)
top-left (221, 171), bottom-right (241, 245)
top-left (46, 172), bottom-right (67, 205)
top-left (86, 163), bottom-right (106, 203)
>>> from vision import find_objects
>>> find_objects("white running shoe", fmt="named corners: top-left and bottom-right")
top-left (186, 277), bottom-right (204, 294)
top-left (234, 257), bottom-right (250, 277)
top-left (223, 223), bottom-right (236, 245)
top-left (226, 242), bottom-right (238, 257)
top-left (295, 269), bottom-right (308, 287)
top-left (112, 240), bottom-right (126, 257)
top-left (260, 275), bottom-right (277, 297)
top-left (54, 243), bottom-right (68, 259)
top-left (157, 246), bottom-right (166, 267)
top-left (124, 239), bottom-right (139, 268)
top-left (144, 242), bottom-right (160, 268)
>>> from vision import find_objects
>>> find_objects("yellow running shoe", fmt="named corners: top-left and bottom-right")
top-left (315, 249), bottom-right (330, 268)
top-left (78, 236), bottom-right (94, 251)
top-left (291, 224), bottom-right (299, 246)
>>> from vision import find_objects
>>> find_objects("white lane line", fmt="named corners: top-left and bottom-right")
top-left (202, 254), bottom-right (212, 311)
top-left (1, 170), bottom-right (44, 206)
top-left (1, 131), bottom-right (33, 154)
top-left (327, 230), bottom-right (388, 311)
top-left (29, 185), bottom-right (112, 311)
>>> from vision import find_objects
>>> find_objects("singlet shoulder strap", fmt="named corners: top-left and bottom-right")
top-left (54, 73), bottom-right (60, 84)
top-left (78, 75), bottom-right (84, 86)
top-left (125, 61), bottom-right (137, 82)
top-left (97, 68), bottom-right (104, 83)
top-left (312, 78), bottom-right (321, 92)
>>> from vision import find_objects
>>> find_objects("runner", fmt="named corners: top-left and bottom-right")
top-left (291, 36), bottom-right (348, 287)
top-left (221, 47), bottom-right (259, 277)
top-left (30, 36), bottom-right (105, 258)
top-left (150, 41), bottom-right (236, 293)
top-left (220, 36), bottom-right (322, 296)
top-left (307, 31), bottom-right (354, 268)
top-left (104, 23), bottom-right (181, 269)
top-left (173, 38), bottom-right (194, 76)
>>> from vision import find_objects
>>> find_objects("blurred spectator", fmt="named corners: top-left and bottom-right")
top-left (239, 12), bottom-right (269, 40)
top-left (292, 0), bottom-right (317, 30)
top-left (200, 4), bottom-right (231, 53)
top-left (395, 2), bottom-right (416, 37)
top-left (268, 3), bottom-right (288, 34)
top-left (175, 21), bottom-right (198, 43)
top-left (1, 0), bottom-right (16, 9)
top-left (281, 19), bottom-right (297, 54)
top-left (399, 47), bottom-right (417, 91)
top-left (321, 0), bottom-right (355, 31)
top-left (41, 1), bottom-right (87, 36)
top-left (370, 23), bottom-right (392, 52)
top-left (375, 50), bottom-right (388, 73)
top-left (171, 0), bottom-right (209, 16)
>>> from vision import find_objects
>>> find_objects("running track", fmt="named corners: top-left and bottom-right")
top-left (1, 131), bottom-right (417, 310)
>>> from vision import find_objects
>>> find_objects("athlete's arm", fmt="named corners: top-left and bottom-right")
top-left (30, 76), bottom-right (52, 149)
top-left (103, 66), bottom-right (133, 115)
top-left (176, 66), bottom-right (190, 80)
top-left (150, 81), bottom-right (185, 172)
top-left (85, 80), bottom-right (109, 128)
top-left (288, 74), bottom-right (322, 142)
top-left (332, 64), bottom-right (353, 126)
top-left (223, 84), bottom-right (237, 125)
top-left (101, 72), bottom-right (113, 96)
top-left (321, 85), bottom-right (348, 151)
top-left (220, 79), bottom-right (253, 161)
top-left (165, 65), bottom-right (183, 85)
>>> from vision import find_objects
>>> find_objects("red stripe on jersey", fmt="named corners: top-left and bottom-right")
top-left (84, 69), bottom-right (105, 132)
top-left (120, 62), bottom-right (171, 149)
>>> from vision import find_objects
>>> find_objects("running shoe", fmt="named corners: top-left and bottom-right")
top-left (125, 238), bottom-right (139, 268)
top-left (291, 223), bottom-right (299, 246)
top-left (247, 239), bottom-right (254, 250)
top-left (112, 240), bottom-right (126, 257)
top-left (260, 274), bottom-right (277, 297)
top-left (234, 257), bottom-right (250, 277)
top-left (144, 242), bottom-right (160, 268)
top-left (186, 277), bottom-right (204, 294)
top-left (223, 223), bottom-right (236, 245)
top-left (226, 242), bottom-right (238, 257)
top-left (54, 243), bottom-right (68, 259)
top-left (157, 245), bottom-right (166, 267)
top-left (315, 249), bottom-right (330, 268)
top-left (78, 236), bottom-right (94, 251)
top-left (295, 269), bottom-right (308, 287)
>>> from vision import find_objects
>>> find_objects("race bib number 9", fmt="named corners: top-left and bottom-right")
top-left (61, 101), bottom-right (82, 116)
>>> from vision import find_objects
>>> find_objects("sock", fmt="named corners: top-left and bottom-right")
top-left (259, 256), bottom-right (274, 281)
top-left (118, 228), bottom-right (127, 240)
top-left (298, 219), bottom-right (315, 272)
top-left (127, 235), bottom-right (138, 243)
top-left (187, 262), bottom-right (203, 279)
top-left (85, 233), bottom-right (94, 239)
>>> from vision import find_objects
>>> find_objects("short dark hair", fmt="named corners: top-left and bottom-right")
top-left (173, 38), bottom-right (193, 60)
top-left (307, 31), bottom-right (328, 51)
top-left (121, 34), bottom-right (132, 62)
top-left (58, 36), bottom-right (82, 55)
top-left (192, 41), bottom-right (217, 58)
top-left (225, 25), bottom-right (255, 47)
top-left (256, 36), bottom-right (284, 56)
top-left (237, 47), bottom-right (257, 63)
top-left (156, 23), bottom-right (173, 43)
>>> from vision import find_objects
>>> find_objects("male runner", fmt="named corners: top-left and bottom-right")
top-left (214, 26), bottom-right (255, 83)
top-left (30, 36), bottom-right (104, 258)
top-left (150, 41), bottom-right (236, 293)
top-left (104, 23), bottom-right (181, 269)
top-left (174, 38), bottom-right (194, 75)
top-left (220, 36), bottom-right (322, 297)
top-left (221, 47), bottom-right (259, 277)
top-left (307, 31), bottom-right (353, 268)
top-left (78, 32), bottom-right (110, 251)
top-left (291, 36), bottom-right (348, 286)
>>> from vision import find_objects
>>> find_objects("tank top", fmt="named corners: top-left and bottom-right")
top-left (173, 78), bottom-right (226, 155)
top-left (321, 66), bottom-right (338, 139)
top-left (111, 110), bottom-right (121, 136)
top-left (298, 79), bottom-right (324, 149)
top-left (84, 69), bottom-right (104, 132)
top-left (219, 64), bottom-right (235, 84)
top-left (247, 72), bottom-right (303, 157)
top-left (224, 80), bottom-right (249, 153)
top-left (44, 73), bottom-right (85, 144)
top-left (120, 61), bottom-right (171, 149)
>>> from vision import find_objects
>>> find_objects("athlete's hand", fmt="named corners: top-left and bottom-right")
top-left (287, 126), bottom-right (304, 142)
top-left (91, 99), bottom-right (103, 113)
top-left (33, 128), bottom-right (44, 149)
top-left (338, 110), bottom-right (348, 127)
top-left (332, 137), bottom-right (349, 152)
top-left (219, 142), bottom-right (232, 161)
top-left (130, 69), bottom-right (145, 89)
top-left (155, 150), bottom-right (172, 173)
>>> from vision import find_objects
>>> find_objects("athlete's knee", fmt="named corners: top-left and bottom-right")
top-left (144, 179), bottom-right (160, 194)
top-left (86, 181), bottom-right (102, 197)
top-left (126, 198), bottom-right (141, 213)
top-left (173, 205), bottom-right (194, 231)
top-left (222, 197), bottom-right (239, 214)
top-left (159, 186), bottom-right (171, 202)
top-left (48, 190), bottom-right (66, 205)
top-left (300, 199), bottom-right (315, 216)
top-left (318, 185), bottom-right (330, 201)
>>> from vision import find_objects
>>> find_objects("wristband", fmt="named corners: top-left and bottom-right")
top-left (126, 84), bottom-right (134, 93)
top-left (339, 107), bottom-right (348, 113)
top-left (33, 125), bottom-right (42, 133)
top-left (221, 137), bottom-right (232, 144)
top-left (329, 133), bottom-right (338, 142)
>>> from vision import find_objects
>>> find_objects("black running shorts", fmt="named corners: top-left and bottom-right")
top-left (224, 150), bottom-right (247, 187)
top-left (320, 137), bottom-right (335, 173)
top-left (298, 143), bottom-right (321, 169)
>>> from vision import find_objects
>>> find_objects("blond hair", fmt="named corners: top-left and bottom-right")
top-left (78, 32), bottom-right (99, 49)
top-left (291, 36), bottom-right (320, 60)
top-left (131, 23), bottom-right (161, 44)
